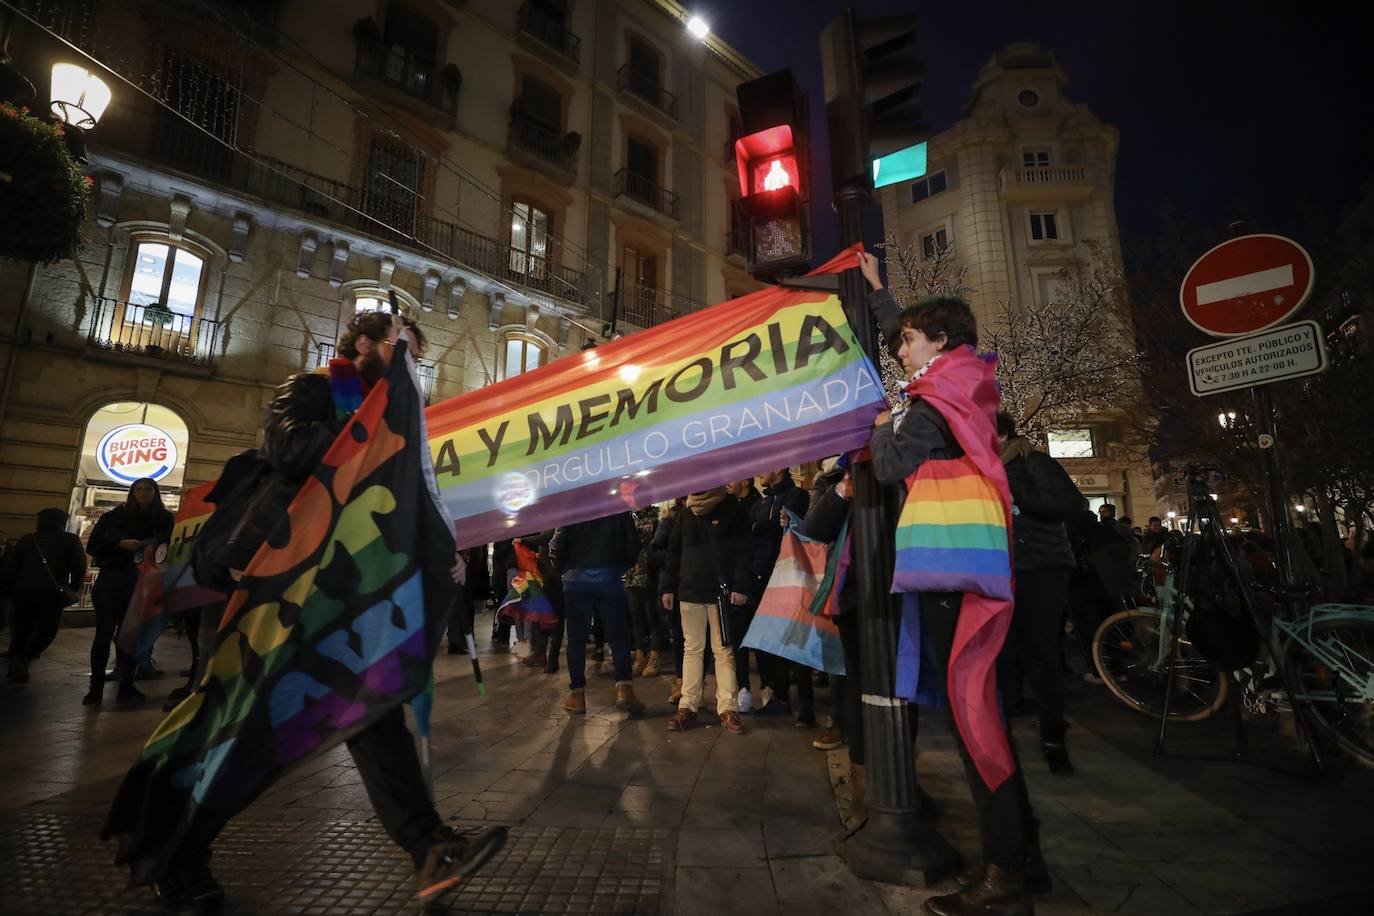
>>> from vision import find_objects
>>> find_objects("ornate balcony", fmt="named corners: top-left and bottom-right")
top-left (87, 298), bottom-right (220, 366)
top-left (998, 165), bottom-right (1095, 202)
top-left (613, 169), bottom-right (679, 222)
top-left (506, 112), bottom-right (579, 177)
top-left (619, 282), bottom-right (701, 329)
top-left (616, 65), bottom-right (678, 121)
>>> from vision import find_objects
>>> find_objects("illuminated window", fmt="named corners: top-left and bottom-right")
top-left (1048, 428), bottom-right (1094, 459)
top-left (501, 335), bottom-right (546, 380)
top-left (127, 240), bottom-right (205, 320)
top-left (510, 201), bottom-right (550, 280)
top-left (1029, 211), bottom-right (1059, 242)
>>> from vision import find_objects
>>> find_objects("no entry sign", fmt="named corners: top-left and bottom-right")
top-left (1179, 234), bottom-right (1314, 337)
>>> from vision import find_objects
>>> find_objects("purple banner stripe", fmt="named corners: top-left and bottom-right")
top-left (453, 404), bottom-right (876, 548)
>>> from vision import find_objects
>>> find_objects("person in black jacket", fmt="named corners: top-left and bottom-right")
top-left (650, 500), bottom-right (686, 701)
top-left (2, 508), bottom-right (86, 683)
top-left (746, 468), bottom-right (814, 722)
top-left (995, 412), bottom-right (1088, 776)
top-left (861, 252), bottom-right (1038, 916)
top-left (659, 487), bottom-right (752, 733)
top-left (550, 512), bottom-right (644, 714)
top-left (84, 478), bottom-right (173, 706)
top-left (137, 311), bottom-right (505, 916)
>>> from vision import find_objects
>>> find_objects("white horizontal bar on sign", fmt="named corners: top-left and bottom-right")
top-left (1195, 265), bottom-right (1293, 306)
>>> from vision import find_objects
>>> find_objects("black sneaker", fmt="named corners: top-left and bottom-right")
top-left (82, 688), bottom-right (102, 706)
top-left (415, 825), bottom-right (508, 901)
top-left (152, 851), bottom-right (225, 916)
top-left (117, 685), bottom-right (147, 703)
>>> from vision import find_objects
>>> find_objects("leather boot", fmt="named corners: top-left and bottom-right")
top-left (631, 650), bottom-right (646, 676)
top-left (1041, 722), bottom-right (1074, 776)
top-left (925, 863), bottom-right (1032, 916)
top-left (641, 651), bottom-right (661, 677)
top-left (667, 678), bottom-right (682, 705)
top-left (615, 682), bottom-right (646, 714)
top-left (563, 690), bottom-right (586, 715)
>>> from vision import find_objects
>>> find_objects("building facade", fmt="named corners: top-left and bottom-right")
top-left (877, 43), bottom-right (1154, 519)
top-left (0, 0), bottom-right (764, 544)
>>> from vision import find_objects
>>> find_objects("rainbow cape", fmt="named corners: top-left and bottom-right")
top-left (102, 339), bottom-right (456, 885)
top-left (496, 542), bottom-right (557, 629)
top-left (890, 345), bottom-right (1017, 792)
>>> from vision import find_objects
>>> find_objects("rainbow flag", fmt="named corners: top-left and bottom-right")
top-left (116, 482), bottom-right (224, 658)
top-left (103, 340), bottom-right (456, 887)
top-left (891, 455), bottom-right (1012, 599)
top-left (426, 259), bottom-right (885, 547)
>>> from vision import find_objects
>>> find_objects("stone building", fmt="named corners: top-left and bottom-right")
top-left (876, 42), bottom-right (1154, 519)
top-left (0, 0), bottom-right (763, 546)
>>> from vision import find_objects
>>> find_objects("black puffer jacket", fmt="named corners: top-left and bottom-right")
top-left (549, 513), bottom-right (639, 574)
top-left (659, 498), bottom-right (752, 604)
top-left (259, 373), bottom-right (341, 484)
top-left (1001, 437), bottom-right (1085, 572)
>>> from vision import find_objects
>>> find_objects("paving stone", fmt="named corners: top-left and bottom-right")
top-left (673, 866), bottom-right (778, 916)
top-left (677, 827), bottom-right (767, 868)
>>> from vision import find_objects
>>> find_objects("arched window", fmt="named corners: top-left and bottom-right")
top-left (125, 238), bottom-right (207, 319)
top-left (500, 332), bottom-right (548, 380)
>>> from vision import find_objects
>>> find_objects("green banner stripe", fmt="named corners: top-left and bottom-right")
top-left (895, 522), bottom-right (1008, 552)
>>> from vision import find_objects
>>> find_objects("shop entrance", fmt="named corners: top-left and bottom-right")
top-left (71, 402), bottom-right (189, 603)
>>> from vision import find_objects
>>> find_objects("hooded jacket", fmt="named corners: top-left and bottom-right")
top-left (0, 509), bottom-right (86, 595)
top-left (1000, 436), bottom-right (1085, 572)
top-left (659, 495), bottom-right (753, 604)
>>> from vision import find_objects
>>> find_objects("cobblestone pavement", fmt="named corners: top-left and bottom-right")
top-left (1, 624), bottom-right (1372, 915)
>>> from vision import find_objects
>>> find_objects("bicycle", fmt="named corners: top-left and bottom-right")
top-left (1091, 466), bottom-right (1374, 770)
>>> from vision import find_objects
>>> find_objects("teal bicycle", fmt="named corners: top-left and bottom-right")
top-left (1092, 468), bottom-right (1374, 770)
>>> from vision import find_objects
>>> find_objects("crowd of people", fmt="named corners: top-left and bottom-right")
top-left (2, 258), bottom-right (1372, 916)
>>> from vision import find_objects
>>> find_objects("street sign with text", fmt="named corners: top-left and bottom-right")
top-left (1179, 234), bottom-right (1314, 337)
top-left (1186, 320), bottom-right (1327, 397)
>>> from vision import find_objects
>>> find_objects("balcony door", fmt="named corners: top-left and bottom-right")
top-left (622, 246), bottom-right (658, 324)
top-left (113, 239), bottom-right (207, 358)
top-left (627, 38), bottom-right (661, 102)
top-left (363, 137), bottom-right (425, 237)
top-left (382, 1), bottom-right (438, 100)
top-left (626, 138), bottom-right (659, 207)
top-left (509, 201), bottom-right (550, 284)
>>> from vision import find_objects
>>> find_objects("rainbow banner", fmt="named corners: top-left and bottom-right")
top-left (427, 279), bottom-right (886, 547)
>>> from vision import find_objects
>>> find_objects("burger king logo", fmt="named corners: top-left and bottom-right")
top-left (97, 423), bottom-right (179, 484)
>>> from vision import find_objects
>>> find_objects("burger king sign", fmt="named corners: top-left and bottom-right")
top-left (97, 423), bottom-right (179, 484)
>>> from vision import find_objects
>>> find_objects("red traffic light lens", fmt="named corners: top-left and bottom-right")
top-left (753, 155), bottom-right (798, 194)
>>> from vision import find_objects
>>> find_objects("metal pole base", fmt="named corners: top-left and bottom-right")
top-left (837, 808), bottom-right (962, 886)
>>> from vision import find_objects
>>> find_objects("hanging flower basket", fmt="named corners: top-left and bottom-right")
top-left (0, 103), bottom-right (91, 265)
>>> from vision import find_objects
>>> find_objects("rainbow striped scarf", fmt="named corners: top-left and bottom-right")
top-left (890, 344), bottom-right (1017, 793)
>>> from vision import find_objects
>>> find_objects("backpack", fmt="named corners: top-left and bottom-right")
top-left (190, 450), bottom-right (277, 593)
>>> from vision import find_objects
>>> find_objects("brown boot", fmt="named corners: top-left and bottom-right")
top-left (667, 707), bottom-right (697, 731)
top-left (615, 682), bottom-right (645, 713)
top-left (719, 710), bottom-right (745, 734)
top-left (563, 690), bottom-right (586, 715)
top-left (667, 678), bottom-right (683, 705)
top-left (631, 651), bottom-right (646, 676)
top-left (923, 863), bottom-right (1031, 916)
top-left (641, 650), bottom-right (661, 677)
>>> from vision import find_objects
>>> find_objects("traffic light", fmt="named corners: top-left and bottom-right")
top-left (820, 12), bottom-right (927, 191)
top-left (733, 70), bottom-right (812, 277)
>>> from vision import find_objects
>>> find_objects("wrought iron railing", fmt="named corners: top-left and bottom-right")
top-left (616, 65), bottom-right (678, 119)
top-left (516, 3), bottom-right (581, 62)
top-left (507, 113), bottom-right (578, 173)
top-left (613, 169), bottom-right (679, 220)
top-left (618, 282), bottom-right (702, 329)
top-left (87, 298), bottom-right (221, 365)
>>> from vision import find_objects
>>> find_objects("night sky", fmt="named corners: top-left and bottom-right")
top-left (698, 1), bottom-right (1371, 261)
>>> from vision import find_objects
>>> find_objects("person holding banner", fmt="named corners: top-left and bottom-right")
top-left (659, 487), bottom-right (753, 733)
top-left (859, 252), bottom-right (1040, 916)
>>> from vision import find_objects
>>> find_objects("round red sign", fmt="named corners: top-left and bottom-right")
top-left (1179, 234), bottom-right (1314, 337)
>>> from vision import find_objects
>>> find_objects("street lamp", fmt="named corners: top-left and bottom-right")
top-left (50, 63), bottom-right (110, 129)
top-left (685, 15), bottom-right (710, 40)
top-left (49, 62), bottom-right (110, 163)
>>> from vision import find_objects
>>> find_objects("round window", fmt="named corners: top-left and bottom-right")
top-left (1018, 89), bottom-right (1040, 108)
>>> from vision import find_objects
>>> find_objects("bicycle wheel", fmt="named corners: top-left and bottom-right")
top-left (1092, 609), bottom-right (1229, 721)
top-left (1285, 616), bottom-right (1374, 769)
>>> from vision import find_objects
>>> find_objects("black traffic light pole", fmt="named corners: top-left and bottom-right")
top-left (823, 9), bottom-right (959, 887)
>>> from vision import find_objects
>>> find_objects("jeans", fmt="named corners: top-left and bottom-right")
top-left (563, 581), bottom-right (633, 690)
top-left (346, 705), bottom-right (442, 867)
top-left (679, 600), bottom-right (738, 714)
top-left (997, 568), bottom-right (1073, 735)
top-left (89, 567), bottom-right (139, 691)
top-left (922, 590), bottom-right (1033, 871)
top-left (627, 586), bottom-right (667, 653)
top-left (8, 590), bottom-right (65, 661)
